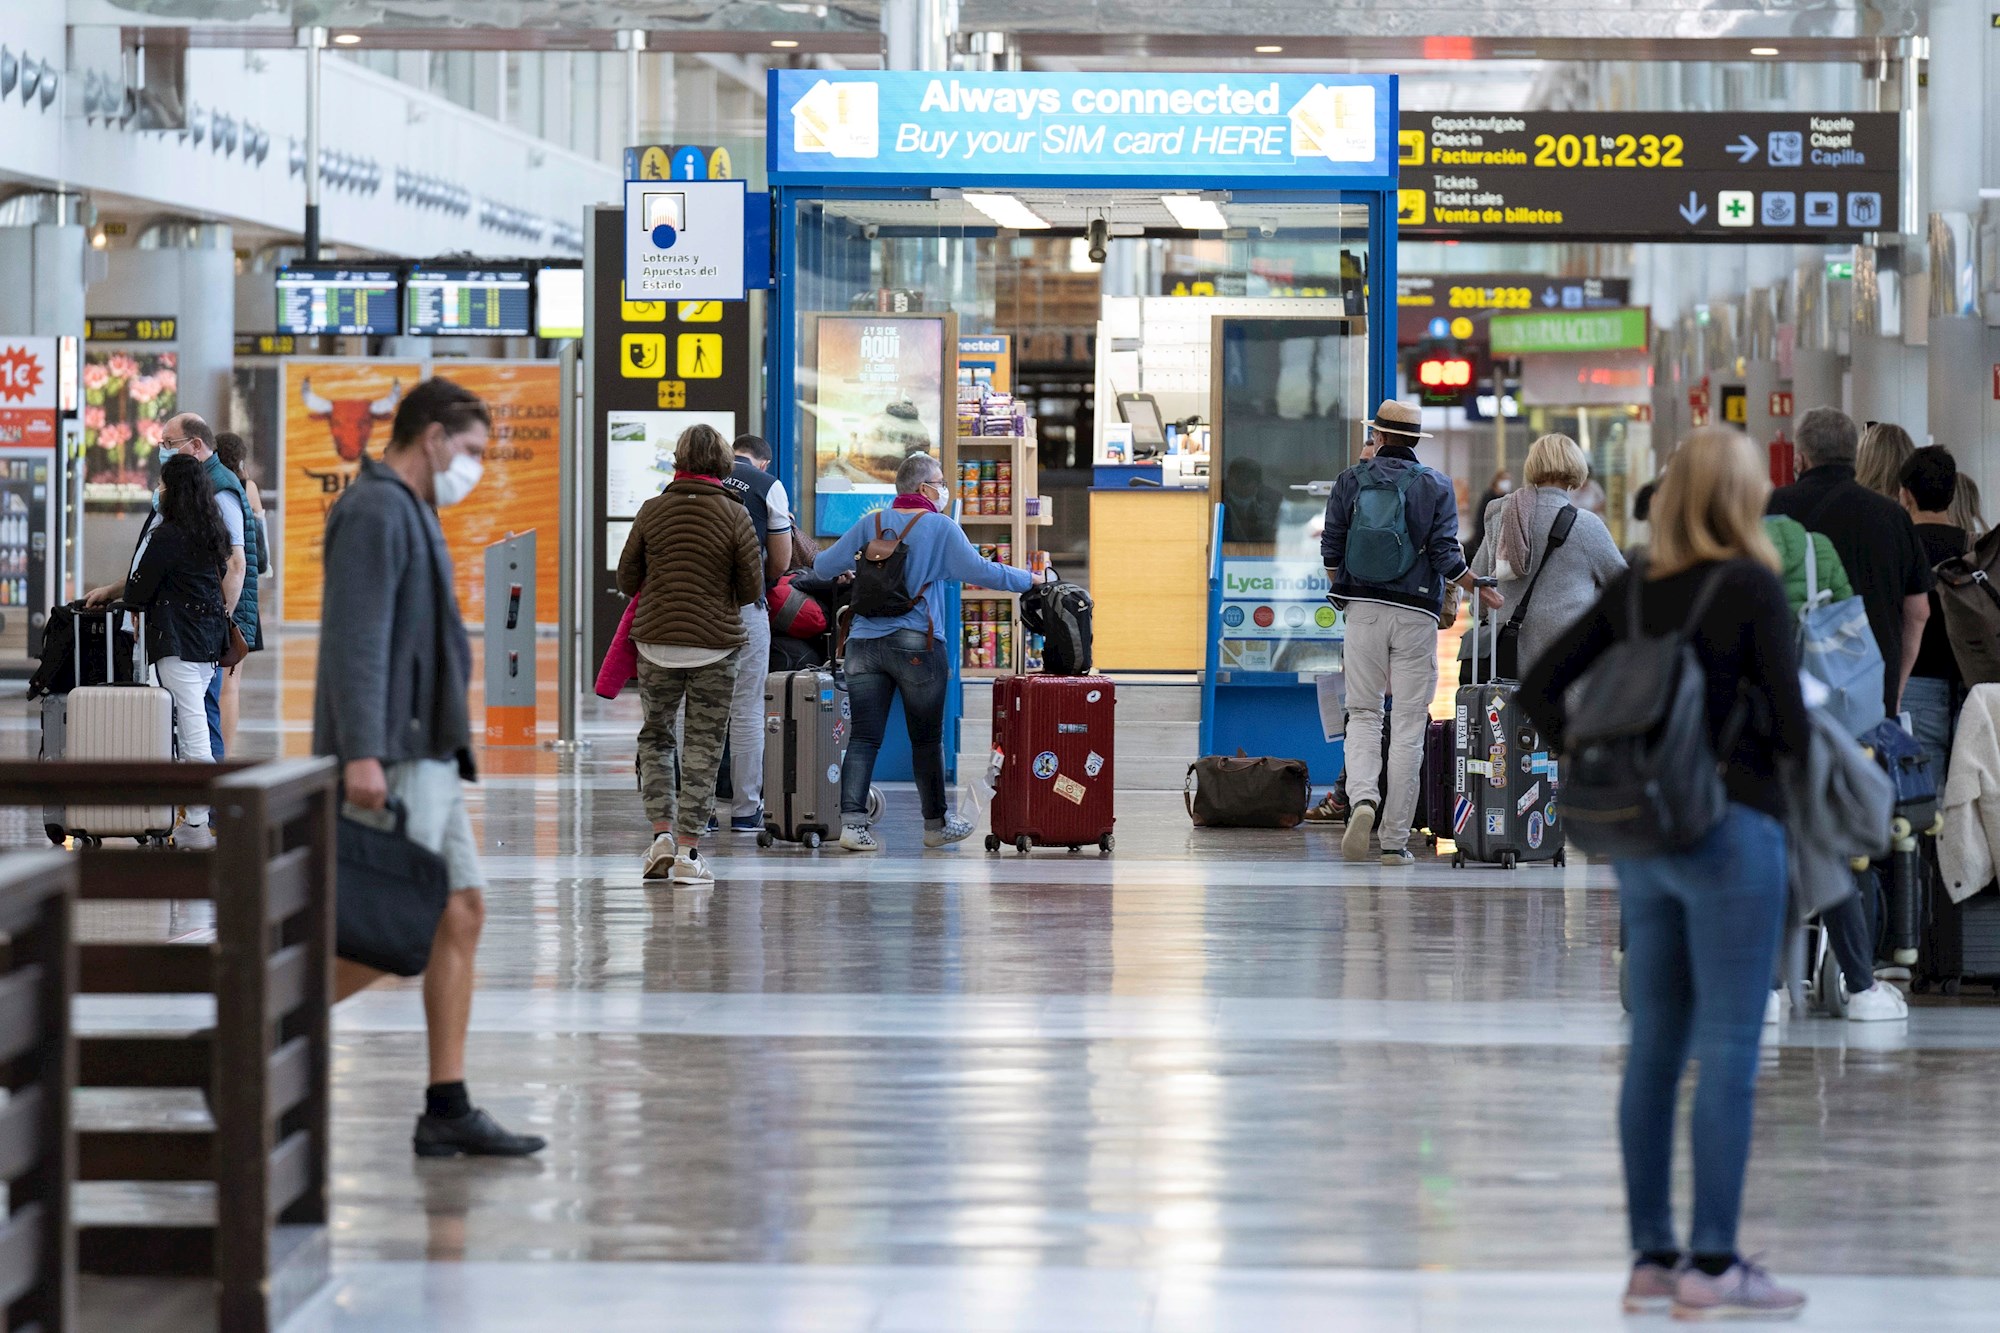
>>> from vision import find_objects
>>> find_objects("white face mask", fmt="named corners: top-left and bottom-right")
top-left (1495, 479), bottom-right (1514, 494)
top-left (434, 453), bottom-right (484, 508)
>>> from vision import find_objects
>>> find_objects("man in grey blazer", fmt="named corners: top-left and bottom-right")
top-left (315, 376), bottom-right (546, 1159)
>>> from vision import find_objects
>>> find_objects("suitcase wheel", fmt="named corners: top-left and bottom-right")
top-left (1014, 835), bottom-right (1032, 856)
top-left (1943, 976), bottom-right (1963, 998)
top-left (757, 831), bottom-right (774, 849)
top-left (1451, 851), bottom-right (1463, 868)
top-left (1099, 834), bottom-right (1114, 857)
top-left (867, 786), bottom-right (885, 821)
top-left (1554, 848), bottom-right (1567, 868)
top-left (1501, 852), bottom-right (1518, 870)
top-left (984, 835), bottom-right (1000, 853)
top-left (803, 831), bottom-right (822, 850)
top-left (43, 823), bottom-right (65, 848)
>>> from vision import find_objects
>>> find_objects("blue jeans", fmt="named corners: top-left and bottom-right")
top-left (204, 667), bottom-right (225, 760)
top-left (842, 629), bottom-right (947, 824)
top-left (1615, 803), bottom-right (1786, 1257)
top-left (1902, 675), bottom-right (1955, 777)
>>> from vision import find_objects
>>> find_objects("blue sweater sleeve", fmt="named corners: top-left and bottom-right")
top-left (935, 517), bottom-right (1034, 593)
top-left (812, 516), bottom-right (868, 581)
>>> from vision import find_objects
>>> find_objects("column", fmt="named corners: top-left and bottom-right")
top-left (1925, 0), bottom-right (1995, 463)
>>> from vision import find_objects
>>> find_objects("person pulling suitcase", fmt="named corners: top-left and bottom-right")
top-left (1320, 400), bottom-right (1497, 865)
top-left (811, 452), bottom-right (1034, 851)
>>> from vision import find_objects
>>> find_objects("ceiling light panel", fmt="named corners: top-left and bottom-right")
top-left (1161, 194), bottom-right (1229, 230)
top-left (963, 192), bottom-right (1052, 229)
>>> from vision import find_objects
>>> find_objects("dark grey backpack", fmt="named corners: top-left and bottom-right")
top-left (1561, 564), bottom-right (1743, 858)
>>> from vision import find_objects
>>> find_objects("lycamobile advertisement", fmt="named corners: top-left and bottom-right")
top-left (1217, 559), bottom-right (1342, 674)
top-left (770, 72), bottom-right (1394, 182)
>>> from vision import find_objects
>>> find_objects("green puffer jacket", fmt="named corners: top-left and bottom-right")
top-left (1765, 514), bottom-right (1852, 617)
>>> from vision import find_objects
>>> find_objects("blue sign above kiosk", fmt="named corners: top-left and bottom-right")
top-left (770, 71), bottom-right (1396, 187)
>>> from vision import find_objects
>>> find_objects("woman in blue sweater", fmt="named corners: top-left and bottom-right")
top-left (814, 452), bottom-right (1033, 851)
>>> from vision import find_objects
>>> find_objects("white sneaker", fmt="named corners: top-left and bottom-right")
top-left (1764, 990), bottom-right (1785, 1025)
top-left (1846, 982), bottom-right (1910, 1022)
top-left (642, 834), bottom-right (677, 880)
top-left (669, 847), bottom-right (714, 886)
top-left (1341, 801), bottom-right (1377, 862)
top-left (838, 825), bottom-right (880, 853)
top-left (924, 817), bottom-right (974, 848)
top-left (172, 823), bottom-right (215, 852)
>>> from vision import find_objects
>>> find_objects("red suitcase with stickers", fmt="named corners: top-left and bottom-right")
top-left (987, 675), bottom-right (1116, 856)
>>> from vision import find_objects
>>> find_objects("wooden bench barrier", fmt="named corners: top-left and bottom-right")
top-left (0, 760), bottom-right (337, 1333)
top-left (0, 850), bottom-right (77, 1332)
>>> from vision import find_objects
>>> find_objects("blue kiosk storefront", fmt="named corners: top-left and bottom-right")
top-left (765, 69), bottom-right (1399, 780)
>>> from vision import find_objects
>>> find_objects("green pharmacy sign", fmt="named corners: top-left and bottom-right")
top-left (1489, 307), bottom-right (1649, 355)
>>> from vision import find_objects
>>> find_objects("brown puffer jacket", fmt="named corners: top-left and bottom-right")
top-left (617, 476), bottom-right (763, 650)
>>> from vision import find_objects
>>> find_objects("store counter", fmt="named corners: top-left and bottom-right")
top-left (1088, 484), bottom-right (1210, 671)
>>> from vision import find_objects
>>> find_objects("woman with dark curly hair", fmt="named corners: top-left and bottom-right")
top-left (84, 453), bottom-right (232, 847)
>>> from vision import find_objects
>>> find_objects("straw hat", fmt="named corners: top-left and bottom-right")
top-left (1371, 400), bottom-right (1433, 440)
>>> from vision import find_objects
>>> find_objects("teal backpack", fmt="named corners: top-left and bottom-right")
top-left (1343, 460), bottom-right (1424, 584)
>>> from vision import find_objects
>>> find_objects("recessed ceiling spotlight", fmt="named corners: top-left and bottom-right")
top-left (1749, 46), bottom-right (1779, 56)
top-left (1254, 45), bottom-right (1284, 54)
top-left (333, 33), bottom-right (362, 45)
top-left (771, 39), bottom-right (800, 48)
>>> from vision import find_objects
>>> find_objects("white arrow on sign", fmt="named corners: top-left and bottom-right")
top-left (1727, 134), bottom-right (1759, 163)
top-left (1541, 286), bottom-right (1558, 307)
top-left (1678, 191), bottom-right (1709, 224)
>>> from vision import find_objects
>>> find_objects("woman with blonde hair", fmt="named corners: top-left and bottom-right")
top-left (1855, 421), bottom-right (1917, 499)
top-left (1522, 428), bottom-right (1811, 1321)
top-left (1461, 432), bottom-right (1625, 682)
top-left (1949, 472), bottom-right (1985, 536)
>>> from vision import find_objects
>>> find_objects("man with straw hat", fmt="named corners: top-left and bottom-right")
top-left (1321, 400), bottom-right (1495, 866)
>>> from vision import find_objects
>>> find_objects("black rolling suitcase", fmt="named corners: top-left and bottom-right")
top-left (755, 668), bottom-right (882, 850)
top-left (1450, 592), bottom-right (1565, 869)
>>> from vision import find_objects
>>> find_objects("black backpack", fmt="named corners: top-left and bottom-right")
top-left (850, 510), bottom-right (928, 619)
top-left (1561, 563), bottom-right (1745, 858)
top-left (1020, 581), bottom-right (1094, 675)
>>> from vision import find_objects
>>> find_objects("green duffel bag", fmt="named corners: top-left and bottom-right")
top-left (1184, 752), bottom-right (1311, 829)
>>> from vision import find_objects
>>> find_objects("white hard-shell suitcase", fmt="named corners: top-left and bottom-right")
top-left (59, 605), bottom-right (177, 844)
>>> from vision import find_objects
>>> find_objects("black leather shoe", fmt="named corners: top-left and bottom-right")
top-left (413, 1107), bottom-right (547, 1158)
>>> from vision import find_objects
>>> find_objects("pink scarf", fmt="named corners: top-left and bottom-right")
top-left (891, 492), bottom-right (940, 513)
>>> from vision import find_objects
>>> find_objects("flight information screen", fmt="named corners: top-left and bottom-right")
top-left (276, 266), bottom-right (402, 336)
top-left (406, 267), bottom-right (534, 337)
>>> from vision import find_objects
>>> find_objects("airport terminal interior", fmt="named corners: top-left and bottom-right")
top-left (2, 0), bottom-right (2000, 1329)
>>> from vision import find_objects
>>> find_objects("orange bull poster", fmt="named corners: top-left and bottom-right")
top-left (432, 361), bottom-right (561, 625)
top-left (281, 359), bottom-right (423, 623)
top-left (280, 359), bottom-right (561, 625)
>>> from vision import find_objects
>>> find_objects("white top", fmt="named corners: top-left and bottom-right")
top-left (217, 492), bottom-right (244, 548)
top-left (635, 642), bottom-right (732, 670)
top-left (766, 478), bottom-right (794, 535)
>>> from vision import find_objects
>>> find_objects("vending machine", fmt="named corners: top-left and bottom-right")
top-left (0, 449), bottom-right (57, 676)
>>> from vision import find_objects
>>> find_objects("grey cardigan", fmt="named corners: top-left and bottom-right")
top-left (312, 456), bottom-right (476, 776)
top-left (1462, 486), bottom-right (1627, 674)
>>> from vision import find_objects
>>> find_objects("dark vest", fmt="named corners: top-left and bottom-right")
top-left (721, 457), bottom-right (777, 548)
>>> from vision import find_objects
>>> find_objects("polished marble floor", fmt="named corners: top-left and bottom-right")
top-left (30, 632), bottom-right (2000, 1329)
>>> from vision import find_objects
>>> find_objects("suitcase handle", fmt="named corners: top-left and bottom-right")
top-left (69, 599), bottom-right (148, 685)
top-left (1466, 577), bottom-right (1499, 687)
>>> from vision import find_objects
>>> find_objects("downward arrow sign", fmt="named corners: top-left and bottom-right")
top-left (1727, 134), bottom-right (1759, 163)
top-left (1541, 286), bottom-right (1558, 307)
top-left (1678, 191), bottom-right (1709, 225)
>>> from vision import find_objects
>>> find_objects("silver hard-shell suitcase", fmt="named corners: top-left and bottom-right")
top-left (755, 668), bottom-right (882, 849)
top-left (57, 604), bottom-right (177, 844)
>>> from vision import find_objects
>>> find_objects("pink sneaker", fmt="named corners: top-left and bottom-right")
top-left (1671, 1260), bottom-right (1806, 1321)
top-left (1621, 1259), bottom-right (1678, 1313)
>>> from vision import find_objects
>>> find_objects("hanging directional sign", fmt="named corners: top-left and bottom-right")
top-left (1397, 112), bottom-right (1901, 240)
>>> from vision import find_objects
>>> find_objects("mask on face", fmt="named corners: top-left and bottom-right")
top-left (434, 453), bottom-right (484, 508)
top-left (1495, 479), bottom-right (1514, 494)
top-left (157, 445), bottom-right (179, 462)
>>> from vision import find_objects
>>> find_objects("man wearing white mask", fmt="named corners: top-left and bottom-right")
top-left (314, 376), bottom-right (545, 1158)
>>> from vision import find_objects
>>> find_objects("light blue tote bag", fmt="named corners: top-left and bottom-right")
top-left (1797, 536), bottom-right (1886, 739)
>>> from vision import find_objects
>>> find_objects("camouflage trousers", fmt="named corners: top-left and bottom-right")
top-left (635, 649), bottom-right (741, 839)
